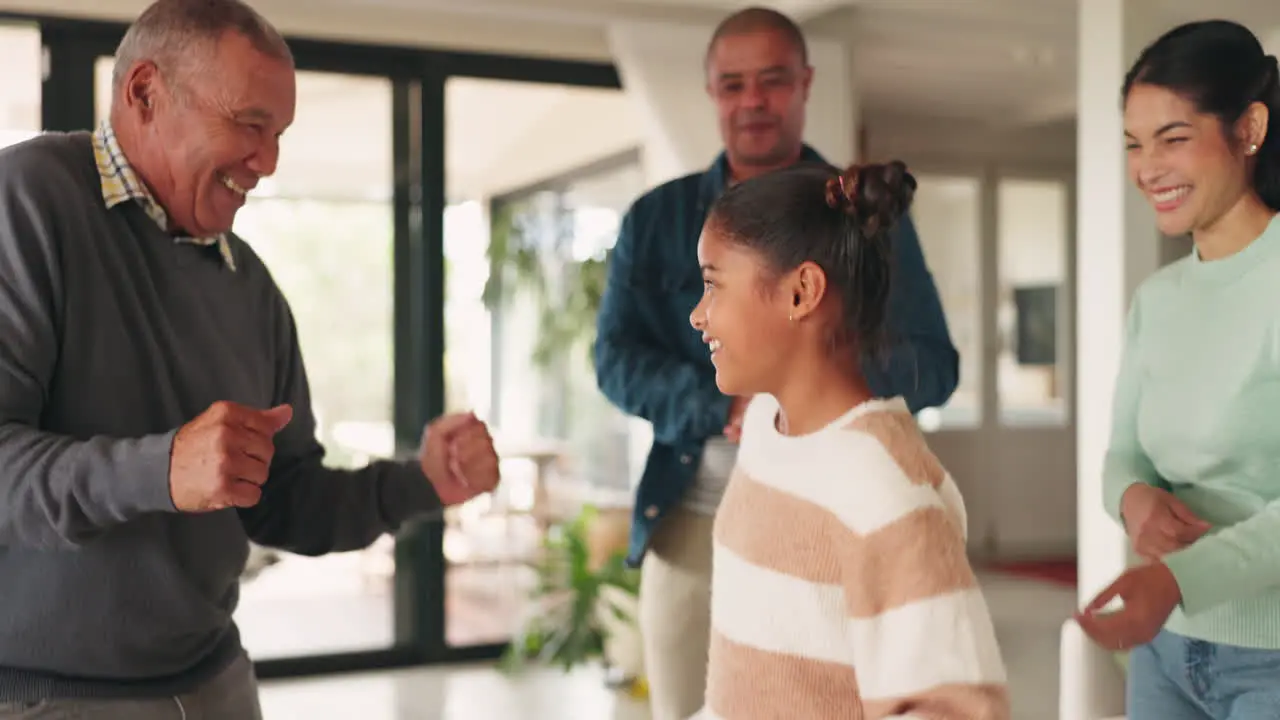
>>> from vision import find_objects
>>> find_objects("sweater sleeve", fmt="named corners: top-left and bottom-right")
top-left (0, 145), bottom-right (178, 549)
top-left (236, 291), bottom-right (441, 555)
top-left (843, 464), bottom-right (1008, 719)
top-left (1100, 292), bottom-right (1166, 525)
top-left (1162, 497), bottom-right (1280, 615)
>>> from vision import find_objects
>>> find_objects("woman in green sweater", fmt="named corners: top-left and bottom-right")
top-left (1074, 19), bottom-right (1280, 720)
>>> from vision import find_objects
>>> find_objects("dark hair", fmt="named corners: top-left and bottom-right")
top-left (706, 161), bottom-right (916, 359)
top-left (1123, 19), bottom-right (1280, 210)
top-left (705, 6), bottom-right (808, 67)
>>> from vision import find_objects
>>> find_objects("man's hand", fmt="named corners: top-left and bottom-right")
top-left (420, 412), bottom-right (500, 506)
top-left (1120, 484), bottom-right (1211, 561)
top-left (169, 401), bottom-right (293, 513)
top-left (723, 395), bottom-right (751, 443)
top-left (1075, 562), bottom-right (1182, 651)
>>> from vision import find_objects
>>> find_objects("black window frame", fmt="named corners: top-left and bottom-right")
top-left (2, 11), bottom-right (620, 679)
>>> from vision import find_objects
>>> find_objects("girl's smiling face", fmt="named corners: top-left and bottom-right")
top-left (689, 223), bottom-right (795, 396)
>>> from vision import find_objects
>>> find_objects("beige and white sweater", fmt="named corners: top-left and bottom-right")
top-left (699, 395), bottom-right (1009, 720)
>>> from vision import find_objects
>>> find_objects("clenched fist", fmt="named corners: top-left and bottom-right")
top-left (169, 401), bottom-right (294, 513)
top-left (420, 412), bottom-right (500, 506)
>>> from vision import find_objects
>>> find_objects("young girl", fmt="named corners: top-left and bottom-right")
top-left (689, 160), bottom-right (1009, 719)
top-left (1075, 19), bottom-right (1280, 720)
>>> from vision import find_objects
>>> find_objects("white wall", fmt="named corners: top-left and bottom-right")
top-left (1075, 0), bottom-right (1169, 603)
top-left (865, 113), bottom-right (1076, 168)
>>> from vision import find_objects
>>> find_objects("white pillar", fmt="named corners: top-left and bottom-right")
top-left (1076, 0), bottom-right (1170, 609)
top-left (1068, 5), bottom-right (1174, 718)
top-left (605, 18), bottom-right (856, 187)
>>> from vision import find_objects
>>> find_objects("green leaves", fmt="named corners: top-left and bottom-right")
top-left (483, 200), bottom-right (610, 370)
top-left (499, 505), bottom-right (640, 673)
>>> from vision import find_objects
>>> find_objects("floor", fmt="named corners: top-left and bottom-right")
top-left (256, 572), bottom-right (1078, 720)
top-left (236, 562), bottom-right (531, 659)
top-left (236, 516), bottom-right (539, 660)
top-left (260, 665), bottom-right (650, 720)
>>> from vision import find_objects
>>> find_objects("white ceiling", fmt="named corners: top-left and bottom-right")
top-left (312, 0), bottom-right (1280, 127)
top-left (6, 0), bottom-right (1280, 200)
top-left (317, 0), bottom-right (1080, 125)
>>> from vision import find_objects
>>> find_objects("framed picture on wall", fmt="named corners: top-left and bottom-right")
top-left (1013, 285), bottom-right (1057, 366)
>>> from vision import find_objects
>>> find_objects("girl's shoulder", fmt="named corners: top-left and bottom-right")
top-left (734, 397), bottom-right (956, 535)
top-left (838, 400), bottom-right (947, 490)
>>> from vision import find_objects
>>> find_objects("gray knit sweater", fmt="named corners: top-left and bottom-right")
top-left (0, 132), bottom-right (438, 700)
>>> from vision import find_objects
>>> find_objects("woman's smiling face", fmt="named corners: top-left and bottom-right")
top-left (1124, 82), bottom-right (1258, 237)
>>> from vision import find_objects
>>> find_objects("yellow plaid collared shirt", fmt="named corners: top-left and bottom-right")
top-left (92, 121), bottom-right (237, 272)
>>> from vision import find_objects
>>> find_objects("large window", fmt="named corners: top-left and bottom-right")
top-left (488, 156), bottom-right (645, 495)
top-left (0, 23), bottom-right (40, 150)
top-left (227, 72), bottom-right (398, 661)
top-left (442, 77), bottom-right (642, 648)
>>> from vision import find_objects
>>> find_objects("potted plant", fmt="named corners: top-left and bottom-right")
top-left (500, 504), bottom-right (646, 696)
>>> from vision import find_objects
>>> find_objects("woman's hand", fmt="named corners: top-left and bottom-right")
top-left (1075, 562), bottom-right (1182, 651)
top-left (1120, 484), bottom-right (1211, 561)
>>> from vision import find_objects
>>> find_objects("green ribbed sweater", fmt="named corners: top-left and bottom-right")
top-left (1102, 213), bottom-right (1280, 648)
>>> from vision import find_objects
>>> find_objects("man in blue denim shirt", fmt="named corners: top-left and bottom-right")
top-left (593, 8), bottom-right (958, 718)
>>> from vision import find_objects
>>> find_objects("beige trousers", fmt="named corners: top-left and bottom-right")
top-left (639, 506), bottom-right (716, 720)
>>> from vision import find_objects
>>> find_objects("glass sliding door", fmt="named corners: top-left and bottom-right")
top-left (219, 71), bottom-right (400, 662)
top-left (441, 76), bottom-right (642, 650)
top-left (0, 22), bottom-right (41, 150)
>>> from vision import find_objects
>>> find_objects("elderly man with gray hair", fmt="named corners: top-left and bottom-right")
top-left (0, 0), bottom-right (501, 717)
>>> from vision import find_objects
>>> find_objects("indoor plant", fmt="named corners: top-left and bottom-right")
top-left (499, 504), bottom-right (645, 693)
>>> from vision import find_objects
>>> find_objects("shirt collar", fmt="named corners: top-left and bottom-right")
top-left (92, 121), bottom-right (237, 272)
top-left (698, 144), bottom-right (830, 210)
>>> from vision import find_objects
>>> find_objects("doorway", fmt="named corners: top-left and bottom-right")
top-left (911, 166), bottom-right (1077, 560)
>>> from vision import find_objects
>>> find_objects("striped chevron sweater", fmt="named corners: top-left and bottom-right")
top-left (700, 395), bottom-right (1009, 720)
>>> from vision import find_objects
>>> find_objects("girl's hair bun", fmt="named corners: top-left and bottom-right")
top-left (823, 160), bottom-right (917, 237)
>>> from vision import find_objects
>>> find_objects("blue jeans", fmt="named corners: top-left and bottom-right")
top-left (1128, 629), bottom-right (1280, 719)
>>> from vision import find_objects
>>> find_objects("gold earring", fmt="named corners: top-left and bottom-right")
top-left (1249, 143), bottom-right (1259, 155)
